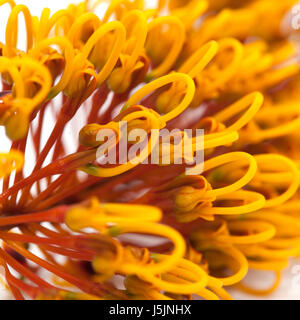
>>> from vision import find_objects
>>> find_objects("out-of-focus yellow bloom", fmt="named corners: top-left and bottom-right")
top-left (0, 150), bottom-right (24, 178)
top-left (0, 56), bottom-right (51, 140)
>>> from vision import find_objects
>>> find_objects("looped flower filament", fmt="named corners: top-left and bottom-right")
top-left (211, 91), bottom-right (264, 139)
top-left (67, 12), bottom-right (101, 49)
top-left (65, 198), bottom-right (186, 275)
top-left (36, 8), bottom-right (73, 42)
top-left (175, 152), bottom-right (263, 222)
top-left (253, 154), bottom-right (300, 208)
top-left (204, 152), bottom-right (257, 198)
top-left (80, 107), bottom-right (164, 177)
top-left (155, 40), bottom-right (219, 113)
top-left (139, 255), bottom-right (209, 295)
top-left (178, 40), bottom-right (219, 79)
top-left (124, 72), bottom-right (195, 123)
top-left (240, 100), bottom-right (300, 144)
top-left (28, 36), bottom-right (75, 98)
top-left (146, 16), bottom-right (185, 79)
top-left (192, 37), bottom-right (244, 102)
top-left (4, 4), bottom-right (33, 57)
top-left (191, 239), bottom-right (248, 286)
top-left (100, 0), bottom-right (144, 23)
top-left (0, 56), bottom-right (51, 140)
top-left (81, 20), bottom-right (126, 86)
top-left (108, 9), bottom-right (148, 93)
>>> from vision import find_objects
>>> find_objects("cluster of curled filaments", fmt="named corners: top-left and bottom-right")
top-left (0, 0), bottom-right (299, 299)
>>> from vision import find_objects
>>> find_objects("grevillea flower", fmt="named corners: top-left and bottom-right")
top-left (0, 0), bottom-right (299, 300)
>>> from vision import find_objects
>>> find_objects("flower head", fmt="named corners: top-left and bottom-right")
top-left (0, 0), bottom-right (299, 300)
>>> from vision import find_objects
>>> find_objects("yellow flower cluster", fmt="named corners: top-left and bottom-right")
top-left (0, 0), bottom-right (300, 300)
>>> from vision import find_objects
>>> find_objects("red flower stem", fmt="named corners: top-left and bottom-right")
top-left (18, 97), bottom-right (81, 206)
top-left (98, 91), bottom-right (129, 124)
top-left (50, 137), bottom-right (65, 164)
top-left (0, 230), bottom-right (76, 247)
top-left (2, 263), bottom-right (26, 300)
top-left (35, 175), bottom-right (99, 211)
top-left (34, 99), bottom-right (73, 169)
top-left (51, 222), bottom-right (71, 236)
top-left (5, 242), bottom-right (104, 296)
top-left (9, 135), bottom-right (28, 208)
top-left (33, 114), bottom-right (65, 168)
top-left (87, 84), bottom-right (110, 124)
top-left (32, 103), bottom-right (47, 158)
top-left (2, 140), bottom-right (20, 209)
top-left (26, 223), bottom-right (69, 239)
top-left (0, 247), bottom-right (54, 289)
top-left (18, 118), bottom-right (69, 206)
top-left (75, 84), bottom-right (110, 155)
top-left (0, 205), bottom-right (68, 227)
top-left (5, 227), bottom-right (95, 260)
top-left (22, 225), bottom-right (61, 266)
top-left (19, 225), bottom-right (95, 260)
top-left (37, 244), bottom-right (94, 261)
top-left (32, 104), bottom-right (47, 194)
top-left (27, 172), bottom-right (73, 210)
top-left (37, 246), bottom-right (58, 266)
top-left (0, 149), bottom-right (95, 203)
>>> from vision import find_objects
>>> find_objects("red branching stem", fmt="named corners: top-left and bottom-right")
top-left (5, 242), bottom-right (104, 296)
top-left (0, 247), bottom-right (54, 289)
top-left (0, 205), bottom-right (68, 227)
top-left (0, 230), bottom-right (77, 247)
top-left (32, 103), bottom-right (47, 159)
top-left (8, 135), bottom-right (29, 208)
top-left (98, 91), bottom-right (129, 124)
top-left (34, 99), bottom-right (73, 169)
top-left (37, 244), bottom-right (94, 261)
top-left (87, 84), bottom-right (110, 125)
top-left (25, 223), bottom-right (70, 239)
top-left (34, 176), bottom-right (99, 211)
top-left (26, 172), bottom-right (73, 210)
top-left (2, 263), bottom-right (26, 300)
top-left (0, 149), bottom-right (95, 204)
top-left (17, 97), bottom-right (82, 206)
